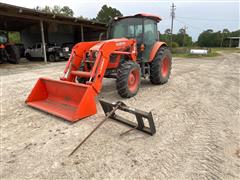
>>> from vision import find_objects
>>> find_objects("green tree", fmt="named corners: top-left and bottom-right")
top-left (78, 16), bottom-right (90, 21)
top-left (221, 29), bottom-right (230, 47)
top-left (164, 28), bottom-right (171, 35)
top-left (61, 6), bottom-right (74, 17)
top-left (171, 42), bottom-right (179, 48)
top-left (8, 32), bottom-right (21, 43)
top-left (178, 28), bottom-right (186, 35)
top-left (198, 29), bottom-right (214, 47)
top-left (171, 28), bottom-right (192, 47)
top-left (197, 29), bottom-right (238, 47)
top-left (95, 5), bottom-right (123, 23)
top-left (35, 5), bottom-right (74, 17)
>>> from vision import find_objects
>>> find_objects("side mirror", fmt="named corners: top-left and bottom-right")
top-left (99, 32), bottom-right (106, 41)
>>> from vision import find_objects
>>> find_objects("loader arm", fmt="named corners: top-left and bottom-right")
top-left (61, 38), bottom-right (137, 94)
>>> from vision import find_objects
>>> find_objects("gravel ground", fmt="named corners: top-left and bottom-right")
top-left (1, 52), bottom-right (240, 179)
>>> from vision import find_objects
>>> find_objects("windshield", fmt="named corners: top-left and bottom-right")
top-left (110, 18), bottom-right (143, 43)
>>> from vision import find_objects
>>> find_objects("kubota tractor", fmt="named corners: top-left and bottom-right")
top-left (26, 13), bottom-right (172, 122)
top-left (0, 31), bottom-right (20, 64)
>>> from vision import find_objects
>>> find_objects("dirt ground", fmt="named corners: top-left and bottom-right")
top-left (1, 52), bottom-right (240, 179)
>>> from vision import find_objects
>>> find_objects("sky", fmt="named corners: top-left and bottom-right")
top-left (0, 0), bottom-right (239, 41)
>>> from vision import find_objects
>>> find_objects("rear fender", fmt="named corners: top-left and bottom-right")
top-left (148, 42), bottom-right (167, 62)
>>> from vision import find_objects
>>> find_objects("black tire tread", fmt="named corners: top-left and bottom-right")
top-left (116, 61), bottom-right (141, 98)
top-left (150, 47), bottom-right (172, 84)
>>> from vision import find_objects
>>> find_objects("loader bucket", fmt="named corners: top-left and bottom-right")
top-left (26, 78), bottom-right (97, 122)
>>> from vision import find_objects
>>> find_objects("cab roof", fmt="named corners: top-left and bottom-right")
top-left (116, 13), bottom-right (162, 22)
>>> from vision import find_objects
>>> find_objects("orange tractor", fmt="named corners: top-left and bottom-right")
top-left (26, 13), bottom-right (172, 122)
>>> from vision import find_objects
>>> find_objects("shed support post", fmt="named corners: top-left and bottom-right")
top-left (40, 20), bottom-right (47, 63)
top-left (81, 25), bottom-right (84, 42)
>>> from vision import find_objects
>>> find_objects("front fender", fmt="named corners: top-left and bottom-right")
top-left (148, 42), bottom-right (167, 62)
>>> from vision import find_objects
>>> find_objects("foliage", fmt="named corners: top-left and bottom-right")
top-left (198, 29), bottom-right (240, 47)
top-left (35, 5), bottom-right (74, 17)
top-left (78, 16), bottom-right (90, 21)
top-left (164, 28), bottom-right (171, 35)
top-left (95, 5), bottom-right (123, 23)
top-left (8, 32), bottom-right (21, 43)
top-left (173, 52), bottom-right (220, 58)
top-left (172, 47), bottom-right (220, 58)
top-left (160, 28), bottom-right (193, 47)
top-left (172, 42), bottom-right (179, 48)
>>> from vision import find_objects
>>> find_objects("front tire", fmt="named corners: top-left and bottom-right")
top-left (150, 47), bottom-right (172, 84)
top-left (48, 53), bottom-right (55, 62)
top-left (25, 53), bottom-right (31, 60)
top-left (54, 53), bottom-right (60, 61)
top-left (116, 61), bottom-right (141, 98)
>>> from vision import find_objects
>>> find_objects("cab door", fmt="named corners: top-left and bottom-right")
top-left (142, 19), bottom-right (158, 61)
top-left (35, 43), bottom-right (43, 58)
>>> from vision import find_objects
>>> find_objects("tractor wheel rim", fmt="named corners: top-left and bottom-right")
top-left (161, 57), bottom-right (170, 77)
top-left (128, 69), bottom-right (140, 93)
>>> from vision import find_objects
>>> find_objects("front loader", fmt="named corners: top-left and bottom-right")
top-left (26, 13), bottom-right (172, 122)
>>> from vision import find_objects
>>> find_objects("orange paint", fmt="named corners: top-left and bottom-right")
top-left (149, 42), bottom-right (167, 62)
top-left (25, 38), bottom-right (138, 122)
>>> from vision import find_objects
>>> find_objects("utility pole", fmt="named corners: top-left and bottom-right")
top-left (182, 25), bottom-right (187, 47)
top-left (220, 33), bottom-right (224, 47)
top-left (40, 20), bottom-right (47, 63)
top-left (170, 3), bottom-right (176, 48)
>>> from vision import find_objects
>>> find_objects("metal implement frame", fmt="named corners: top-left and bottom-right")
top-left (99, 100), bottom-right (156, 135)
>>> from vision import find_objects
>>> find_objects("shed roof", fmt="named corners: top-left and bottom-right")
top-left (0, 3), bottom-right (107, 31)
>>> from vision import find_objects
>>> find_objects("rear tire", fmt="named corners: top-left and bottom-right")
top-left (116, 61), bottom-right (141, 98)
top-left (150, 47), bottom-right (172, 84)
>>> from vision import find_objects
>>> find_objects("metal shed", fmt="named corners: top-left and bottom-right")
top-left (0, 3), bottom-right (107, 62)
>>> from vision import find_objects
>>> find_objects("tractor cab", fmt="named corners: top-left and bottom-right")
top-left (108, 13), bottom-right (161, 61)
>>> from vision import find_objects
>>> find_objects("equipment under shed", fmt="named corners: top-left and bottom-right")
top-left (0, 3), bottom-right (107, 62)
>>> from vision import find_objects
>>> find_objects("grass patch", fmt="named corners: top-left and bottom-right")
top-left (172, 47), bottom-right (239, 58)
top-left (211, 48), bottom-right (240, 53)
top-left (173, 52), bottom-right (220, 58)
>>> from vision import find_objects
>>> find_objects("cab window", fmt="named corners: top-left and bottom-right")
top-left (143, 19), bottom-right (158, 44)
top-left (111, 18), bottom-right (143, 43)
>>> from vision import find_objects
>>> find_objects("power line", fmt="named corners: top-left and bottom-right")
top-left (175, 18), bottom-right (204, 31)
top-left (176, 16), bottom-right (239, 22)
